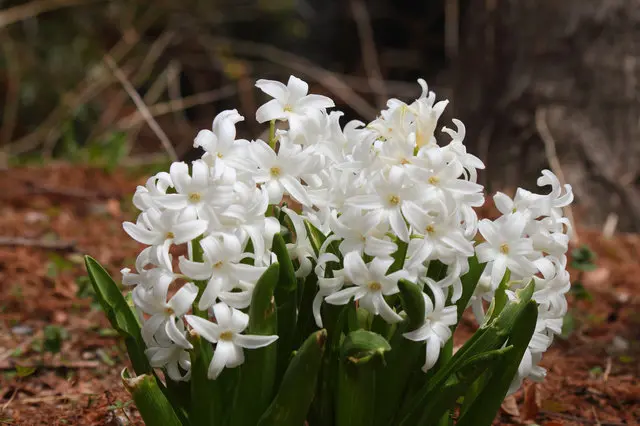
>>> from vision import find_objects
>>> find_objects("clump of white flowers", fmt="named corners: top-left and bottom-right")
top-left (106, 75), bottom-right (573, 426)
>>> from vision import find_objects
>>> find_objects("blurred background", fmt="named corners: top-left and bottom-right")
top-left (1, 1), bottom-right (639, 424)
top-left (2, 0), bottom-right (639, 231)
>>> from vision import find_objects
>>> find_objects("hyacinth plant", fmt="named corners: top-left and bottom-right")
top-left (85, 75), bottom-right (574, 426)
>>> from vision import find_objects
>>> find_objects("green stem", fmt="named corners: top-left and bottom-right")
top-left (190, 236), bottom-right (208, 318)
top-left (268, 120), bottom-right (276, 150)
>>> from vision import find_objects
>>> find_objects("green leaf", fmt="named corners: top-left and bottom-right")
top-left (340, 330), bottom-right (391, 364)
top-left (309, 303), bottom-right (347, 426)
top-left (485, 270), bottom-right (511, 324)
top-left (397, 281), bottom-right (535, 425)
top-left (336, 353), bottom-right (377, 426)
top-left (293, 274), bottom-right (319, 348)
top-left (121, 369), bottom-right (182, 426)
top-left (387, 239), bottom-right (408, 274)
top-left (272, 235), bottom-right (299, 388)
top-left (570, 245), bottom-right (597, 271)
top-left (188, 335), bottom-right (222, 426)
top-left (457, 301), bottom-right (538, 426)
top-left (257, 330), bottom-right (327, 426)
top-left (16, 365), bottom-right (36, 378)
top-left (416, 346), bottom-right (515, 426)
top-left (84, 256), bottom-right (150, 375)
top-left (43, 325), bottom-right (68, 354)
top-left (398, 279), bottom-right (426, 329)
top-left (229, 263), bottom-right (280, 426)
top-left (304, 220), bottom-right (327, 258)
top-left (374, 280), bottom-right (425, 426)
top-left (456, 255), bottom-right (486, 324)
top-left (426, 259), bottom-right (448, 281)
top-left (273, 234), bottom-right (297, 294)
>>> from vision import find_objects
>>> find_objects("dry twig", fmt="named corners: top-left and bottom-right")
top-left (3, 9), bottom-right (160, 156)
top-left (117, 85), bottom-right (237, 130)
top-left (0, 0), bottom-right (103, 29)
top-left (104, 55), bottom-right (178, 162)
top-left (535, 107), bottom-right (579, 244)
top-left (0, 36), bottom-right (21, 146)
top-left (202, 36), bottom-right (378, 120)
top-left (350, 0), bottom-right (387, 108)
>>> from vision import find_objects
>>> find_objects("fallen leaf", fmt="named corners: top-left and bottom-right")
top-left (522, 382), bottom-right (541, 421)
top-left (501, 394), bottom-right (520, 418)
top-left (583, 267), bottom-right (610, 287)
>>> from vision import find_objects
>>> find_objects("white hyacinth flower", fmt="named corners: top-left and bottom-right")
top-left (185, 303), bottom-right (278, 379)
top-left (325, 252), bottom-right (408, 324)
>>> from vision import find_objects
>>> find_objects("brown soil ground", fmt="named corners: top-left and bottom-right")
top-left (0, 165), bottom-right (638, 425)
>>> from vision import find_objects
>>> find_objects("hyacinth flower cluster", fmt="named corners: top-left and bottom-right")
top-left (85, 75), bottom-right (574, 426)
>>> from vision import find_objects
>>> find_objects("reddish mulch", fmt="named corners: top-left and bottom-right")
top-left (0, 165), bottom-right (638, 425)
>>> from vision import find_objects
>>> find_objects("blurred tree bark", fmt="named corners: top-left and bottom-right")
top-left (454, 0), bottom-right (640, 231)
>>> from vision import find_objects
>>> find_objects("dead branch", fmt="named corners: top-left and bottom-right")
top-left (3, 9), bottom-right (160, 156)
top-left (535, 107), bottom-right (579, 244)
top-left (350, 0), bottom-right (387, 108)
top-left (0, 36), bottom-right (21, 146)
top-left (202, 36), bottom-right (378, 120)
top-left (104, 55), bottom-right (178, 162)
top-left (0, 0), bottom-right (104, 29)
top-left (116, 84), bottom-right (237, 130)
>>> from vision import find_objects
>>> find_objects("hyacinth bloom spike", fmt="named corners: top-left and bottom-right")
top-left (96, 73), bottom-right (574, 426)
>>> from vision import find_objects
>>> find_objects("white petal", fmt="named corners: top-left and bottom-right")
top-left (343, 251), bottom-right (370, 285)
top-left (281, 175), bottom-right (312, 206)
top-left (286, 75), bottom-right (309, 101)
top-left (169, 162), bottom-right (191, 194)
top-left (123, 222), bottom-right (158, 245)
top-left (229, 307), bottom-right (250, 333)
top-left (373, 293), bottom-right (403, 323)
top-left (255, 79), bottom-right (288, 101)
top-left (194, 129), bottom-right (216, 151)
top-left (168, 282), bottom-right (199, 317)
top-left (212, 302), bottom-right (233, 328)
top-left (191, 160), bottom-right (210, 188)
top-left (389, 209), bottom-right (409, 243)
top-left (171, 220), bottom-right (208, 245)
top-left (141, 314), bottom-right (165, 346)
top-left (325, 286), bottom-right (363, 305)
top-left (179, 257), bottom-right (212, 280)
top-left (197, 277), bottom-right (223, 311)
top-left (423, 337), bottom-right (441, 371)
top-left (165, 318), bottom-right (193, 349)
top-left (208, 340), bottom-right (232, 379)
top-left (297, 94), bottom-right (334, 110)
top-left (185, 315), bottom-right (220, 343)
top-left (256, 99), bottom-right (286, 123)
top-left (234, 333), bottom-right (278, 349)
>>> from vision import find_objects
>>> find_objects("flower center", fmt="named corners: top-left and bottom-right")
top-left (499, 243), bottom-right (510, 255)
top-left (166, 231), bottom-right (175, 239)
top-left (217, 152), bottom-right (224, 159)
top-left (400, 158), bottom-right (410, 165)
top-left (428, 176), bottom-right (440, 185)
top-left (368, 281), bottom-right (382, 291)
top-left (213, 261), bottom-right (223, 269)
top-left (219, 331), bottom-right (233, 341)
top-left (164, 307), bottom-right (174, 315)
top-left (270, 167), bottom-right (281, 177)
top-left (388, 195), bottom-right (400, 206)
top-left (188, 192), bottom-right (202, 203)
top-left (426, 225), bottom-right (435, 234)
top-left (284, 105), bottom-right (293, 112)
